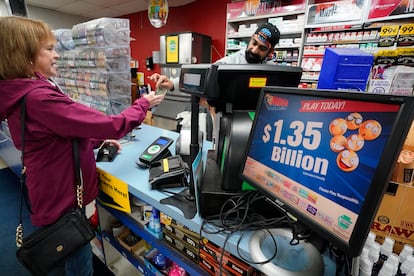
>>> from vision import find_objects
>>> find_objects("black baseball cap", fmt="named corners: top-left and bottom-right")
top-left (254, 23), bottom-right (280, 48)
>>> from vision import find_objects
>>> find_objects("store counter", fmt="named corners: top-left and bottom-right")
top-left (96, 124), bottom-right (338, 275)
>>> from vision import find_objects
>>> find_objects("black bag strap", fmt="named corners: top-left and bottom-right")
top-left (16, 95), bottom-right (84, 247)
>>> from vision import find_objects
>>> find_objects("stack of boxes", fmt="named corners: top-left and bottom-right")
top-left (371, 122), bottom-right (414, 254)
top-left (160, 213), bottom-right (201, 265)
top-left (199, 239), bottom-right (262, 276)
top-left (160, 213), bottom-right (263, 275)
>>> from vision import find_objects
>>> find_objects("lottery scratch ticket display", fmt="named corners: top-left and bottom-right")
top-left (54, 18), bottom-right (131, 114)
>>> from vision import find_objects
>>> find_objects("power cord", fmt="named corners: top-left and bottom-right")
top-left (200, 190), bottom-right (308, 274)
top-left (329, 244), bottom-right (352, 276)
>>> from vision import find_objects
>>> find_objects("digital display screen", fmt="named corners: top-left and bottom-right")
top-left (241, 89), bottom-right (403, 246)
top-left (179, 64), bottom-right (213, 95)
top-left (183, 73), bottom-right (201, 87)
top-left (157, 138), bottom-right (169, 146)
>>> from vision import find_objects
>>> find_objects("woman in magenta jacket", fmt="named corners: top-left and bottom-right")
top-left (0, 16), bottom-right (165, 275)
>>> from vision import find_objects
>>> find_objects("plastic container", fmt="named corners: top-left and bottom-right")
top-left (401, 255), bottom-right (414, 275)
top-left (400, 244), bottom-right (414, 264)
top-left (385, 253), bottom-right (400, 276)
top-left (149, 208), bottom-right (161, 233)
top-left (364, 232), bottom-right (377, 249)
top-left (359, 257), bottom-right (373, 276)
top-left (53, 29), bottom-right (75, 51)
top-left (380, 237), bottom-right (395, 260)
top-left (369, 242), bottom-right (381, 274)
top-left (72, 18), bottom-right (130, 47)
top-left (378, 261), bottom-right (395, 276)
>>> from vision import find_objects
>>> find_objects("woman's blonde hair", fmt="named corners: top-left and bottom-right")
top-left (0, 16), bottom-right (56, 80)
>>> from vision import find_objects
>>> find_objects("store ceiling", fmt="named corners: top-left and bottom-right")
top-left (26, 0), bottom-right (196, 19)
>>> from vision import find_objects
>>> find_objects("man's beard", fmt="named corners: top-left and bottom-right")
top-left (245, 48), bottom-right (265, 63)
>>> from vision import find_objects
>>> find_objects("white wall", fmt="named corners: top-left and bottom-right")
top-left (0, 0), bottom-right (11, 16)
top-left (27, 5), bottom-right (91, 29)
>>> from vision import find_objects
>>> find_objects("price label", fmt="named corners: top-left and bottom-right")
top-left (397, 24), bottom-right (414, 47)
top-left (380, 25), bottom-right (400, 37)
top-left (399, 24), bottom-right (414, 36)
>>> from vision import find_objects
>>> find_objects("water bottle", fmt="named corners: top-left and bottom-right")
top-left (149, 207), bottom-right (161, 233)
top-left (378, 237), bottom-right (395, 271)
top-left (385, 253), bottom-right (400, 276)
top-left (399, 245), bottom-right (414, 275)
top-left (380, 237), bottom-right (395, 263)
top-left (400, 255), bottom-right (414, 276)
top-left (369, 242), bottom-right (381, 275)
top-left (365, 232), bottom-right (377, 249)
top-left (359, 257), bottom-right (373, 276)
top-left (400, 245), bottom-right (414, 264)
top-left (378, 261), bottom-right (395, 276)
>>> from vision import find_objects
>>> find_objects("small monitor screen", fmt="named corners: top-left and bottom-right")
top-left (183, 73), bottom-right (201, 87)
top-left (179, 64), bottom-right (212, 95)
top-left (240, 86), bottom-right (414, 256)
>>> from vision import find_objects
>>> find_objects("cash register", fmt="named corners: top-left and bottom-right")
top-left (178, 63), bottom-right (303, 218)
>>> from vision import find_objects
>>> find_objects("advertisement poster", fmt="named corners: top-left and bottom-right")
top-left (306, 0), bottom-right (365, 27)
top-left (227, 0), bottom-right (305, 19)
top-left (242, 93), bottom-right (400, 241)
top-left (368, 0), bottom-right (414, 21)
top-left (166, 35), bottom-right (178, 63)
top-left (97, 168), bottom-right (131, 213)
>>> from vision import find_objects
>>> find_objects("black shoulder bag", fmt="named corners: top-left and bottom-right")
top-left (15, 95), bottom-right (95, 276)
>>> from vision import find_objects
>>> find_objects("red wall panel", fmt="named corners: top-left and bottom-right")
top-left (122, 0), bottom-right (231, 75)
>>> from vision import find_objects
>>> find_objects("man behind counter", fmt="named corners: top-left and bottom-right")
top-left (149, 22), bottom-right (281, 91)
top-left (148, 22), bottom-right (280, 144)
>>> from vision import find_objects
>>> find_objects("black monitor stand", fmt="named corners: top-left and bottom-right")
top-left (160, 95), bottom-right (199, 219)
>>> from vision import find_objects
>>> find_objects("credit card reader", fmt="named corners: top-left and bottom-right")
top-left (136, 136), bottom-right (174, 168)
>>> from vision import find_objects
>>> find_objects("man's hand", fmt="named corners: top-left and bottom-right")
top-left (148, 73), bottom-right (174, 90)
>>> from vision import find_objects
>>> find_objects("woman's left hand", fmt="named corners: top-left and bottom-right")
top-left (102, 139), bottom-right (122, 152)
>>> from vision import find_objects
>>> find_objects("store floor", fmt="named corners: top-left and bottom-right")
top-left (0, 166), bottom-right (113, 275)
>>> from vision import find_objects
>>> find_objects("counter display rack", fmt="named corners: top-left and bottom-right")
top-left (94, 125), bottom-right (340, 276)
top-left (97, 202), bottom-right (209, 275)
top-left (300, 25), bottom-right (381, 87)
top-left (299, 2), bottom-right (414, 88)
top-left (225, 1), bottom-right (306, 67)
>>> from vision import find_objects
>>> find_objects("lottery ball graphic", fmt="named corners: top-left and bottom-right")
top-left (346, 112), bottom-right (363, 130)
top-left (329, 118), bottom-right (348, 136)
top-left (359, 120), bottom-right (382, 140)
top-left (330, 135), bottom-right (347, 152)
top-left (337, 149), bottom-right (359, 172)
top-left (346, 134), bottom-right (365, 152)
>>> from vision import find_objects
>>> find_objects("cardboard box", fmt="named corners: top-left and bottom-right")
top-left (200, 238), bottom-right (261, 276)
top-left (199, 249), bottom-right (234, 276)
top-left (391, 122), bottom-right (414, 185)
top-left (160, 212), bottom-right (200, 238)
top-left (116, 228), bottom-right (144, 253)
top-left (163, 222), bottom-right (201, 250)
top-left (371, 182), bottom-right (414, 254)
top-left (163, 231), bottom-right (199, 264)
top-left (132, 240), bottom-right (149, 261)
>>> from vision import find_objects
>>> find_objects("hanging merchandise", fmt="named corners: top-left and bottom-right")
top-left (148, 0), bottom-right (169, 28)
